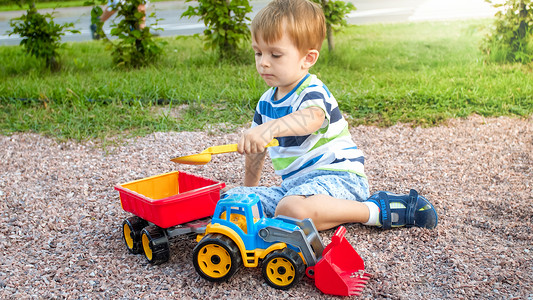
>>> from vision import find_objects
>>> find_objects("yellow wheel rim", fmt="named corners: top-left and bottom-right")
top-left (265, 257), bottom-right (295, 287)
top-left (197, 244), bottom-right (232, 279)
top-left (142, 233), bottom-right (152, 261)
top-left (123, 223), bottom-right (133, 250)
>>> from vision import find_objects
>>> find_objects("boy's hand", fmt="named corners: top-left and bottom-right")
top-left (238, 124), bottom-right (274, 154)
top-left (238, 107), bottom-right (325, 154)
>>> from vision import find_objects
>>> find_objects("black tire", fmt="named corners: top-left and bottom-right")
top-left (193, 234), bottom-right (242, 282)
top-left (141, 225), bottom-right (170, 265)
top-left (122, 216), bottom-right (148, 255)
top-left (262, 248), bottom-right (305, 290)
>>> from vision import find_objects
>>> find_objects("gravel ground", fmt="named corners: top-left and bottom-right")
top-left (1, 115), bottom-right (531, 299)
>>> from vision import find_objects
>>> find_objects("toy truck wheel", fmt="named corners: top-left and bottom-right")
top-left (262, 248), bottom-right (305, 290)
top-left (122, 216), bottom-right (148, 255)
top-left (193, 234), bottom-right (242, 282)
top-left (141, 225), bottom-right (170, 265)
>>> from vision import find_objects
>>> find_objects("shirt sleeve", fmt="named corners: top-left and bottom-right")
top-left (251, 109), bottom-right (262, 128)
top-left (296, 89), bottom-right (331, 134)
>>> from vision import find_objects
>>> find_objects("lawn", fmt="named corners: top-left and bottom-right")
top-left (1, 18), bottom-right (532, 141)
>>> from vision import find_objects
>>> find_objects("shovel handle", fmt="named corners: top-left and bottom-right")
top-left (266, 138), bottom-right (279, 147)
top-left (203, 139), bottom-right (279, 155)
top-left (203, 143), bottom-right (239, 154)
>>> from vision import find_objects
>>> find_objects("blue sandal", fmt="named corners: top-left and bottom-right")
top-left (366, 189), bottom-right (438, 229)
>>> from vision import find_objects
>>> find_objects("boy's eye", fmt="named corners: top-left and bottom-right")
top-left (272, 53), bottom-right (281, 58)
top-left (255, 52), bottom-right (262, 57)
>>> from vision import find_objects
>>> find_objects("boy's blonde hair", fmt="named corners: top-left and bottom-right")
top-left (251, 0), bottom-right (326, 53)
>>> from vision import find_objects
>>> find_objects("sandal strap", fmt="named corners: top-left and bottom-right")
top-left (405, 189), bottom-right (418, 227)
top-left (378, 192), bottom-right (392, 230)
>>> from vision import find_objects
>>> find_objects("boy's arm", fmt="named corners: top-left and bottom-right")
top-left (244, 151), bottom-right (266, 186)
top-left (270, 106), bottom-right (325, 137)
top-left (238, 107), bottom-right (325, 154)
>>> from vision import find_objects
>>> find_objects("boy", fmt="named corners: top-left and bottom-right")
top-left (228, 0), bottom-right (437, 231)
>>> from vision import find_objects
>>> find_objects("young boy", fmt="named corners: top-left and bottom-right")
top-left (227, 0), bottom-right (437, 231)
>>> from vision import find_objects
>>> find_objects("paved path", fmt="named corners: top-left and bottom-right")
top-left (0, 0), bottom-right (497, 46)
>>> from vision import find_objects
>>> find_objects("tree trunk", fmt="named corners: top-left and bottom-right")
top-left (327, 22), bottom-right (334, 52)
top-left (517, 0), bottom-right (527, 41)
top-left (47, 55), bottom-right (60, 72)
top-left (321, 0), bottom-right (335, 52)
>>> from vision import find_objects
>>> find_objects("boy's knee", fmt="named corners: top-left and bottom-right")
top-left (275, 195), bottom-right (312, 220)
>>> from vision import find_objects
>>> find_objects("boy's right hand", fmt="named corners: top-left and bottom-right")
top-left (238, 106), bottom-right (325, 154)
top-left (238, 124), bottom-right (274, 155)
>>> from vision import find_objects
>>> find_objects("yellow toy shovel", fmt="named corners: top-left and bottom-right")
top-left (171, 139), bottom-right (279, 165)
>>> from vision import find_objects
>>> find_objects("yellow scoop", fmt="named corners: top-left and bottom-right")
top-left (171, 139), bottom-right (279, 165)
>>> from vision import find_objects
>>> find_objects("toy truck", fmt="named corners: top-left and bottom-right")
top-left (115, 171), bottom-right (370, 296)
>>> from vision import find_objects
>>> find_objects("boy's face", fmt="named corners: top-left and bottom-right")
top-left (252, 29), bottom-right (313, 100)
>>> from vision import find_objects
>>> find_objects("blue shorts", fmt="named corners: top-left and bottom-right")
top-left (225, 170), bottom-right (370, 218)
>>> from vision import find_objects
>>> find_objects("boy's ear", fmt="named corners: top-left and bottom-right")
top-left (302, 49), bottom-right (320, 69)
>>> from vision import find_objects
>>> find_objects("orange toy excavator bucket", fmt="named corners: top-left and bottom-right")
top-left (311, 226), bottom-right (371, 296)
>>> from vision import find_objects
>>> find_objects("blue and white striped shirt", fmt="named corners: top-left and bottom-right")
top-left (252, 74), bottom-right (366, 180)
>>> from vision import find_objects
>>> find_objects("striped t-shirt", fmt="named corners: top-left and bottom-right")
top-left (252, 73), bottom-right (366, 180)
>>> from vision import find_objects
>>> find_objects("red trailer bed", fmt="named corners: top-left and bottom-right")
top-left (115, 171), bottom-right (225, 228)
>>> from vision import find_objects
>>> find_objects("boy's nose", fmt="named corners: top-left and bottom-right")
top-left (259, 57), bottom-right (270, 67)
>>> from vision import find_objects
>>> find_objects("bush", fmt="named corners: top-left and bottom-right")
top-left (88, 0), bottom-right (164, 68)
top-left (181, 0), bottom-right (252, 59)
top-left (482, 0), bottom-right (533, 63)
top-left (8, 1), bottom-right (79, 70)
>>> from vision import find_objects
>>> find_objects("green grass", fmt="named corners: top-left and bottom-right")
top-left (317, 21), bottom-right (532, 125)
top-left (1, 19), bottom-right (532, 141)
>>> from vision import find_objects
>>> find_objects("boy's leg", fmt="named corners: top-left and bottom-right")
top-left (101, 0), bottom-right (120, 23)
top-left (274, 170), bottom-right (370, 230)
top-left (275, 194), bottom-right (370, 231)
top-left (99, 7), bottom-right (116, 23)
top-left (276, 190), bottom-right (438, 231)
top-left (274, 170), bottom-right (437, 231)
top-left (138, 4), bottom-right (146, 29)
